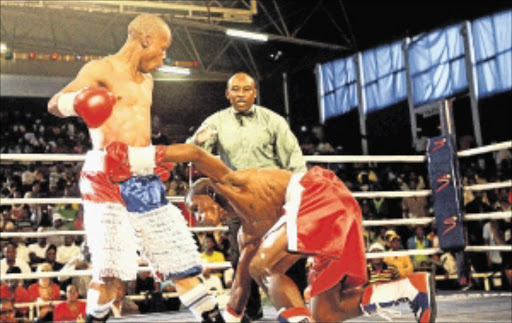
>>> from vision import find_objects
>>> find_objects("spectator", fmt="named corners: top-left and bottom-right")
top-left (135, 270), bottom-right (160, 314)
top-left (53, 284), bottom-right (86, 322)
top-left (10, 236), bottom-right (30, 265)
top-left (402, 177), bottom-right (429, 219)
top-left (0, 266), bottom-right (31, 318)
top-left (407, 226), bottom-right (431, 269)
top-left (56, 236), bottom-right (80, 265)
top-left (465, 186), bottom-right (493, 273)
top-left (28, 228), bottom-right (49, 269)
top-left (0, 298), bottom-right (16, 323)
top-left (0, 243), bottom-right (31, 275)
top-left (43, 245), bottom-right (64, 284)
top-left (200, 234), bottom-right (226, 282)
top-left (384, 231), bottom-right (414, 277)
top-left (27, 263), bottom-right (61, 321)
top-left (483, 220), bottom-right (503, 273)
top-left (59, 242), bottom-right (91, 298)
top-left (111, 280), bottom-right (140, 318)
top-left (46, 213), bottom-right (64, 247)
top-left (22, 165), bottom-right (37, 191)
top-left (367, 242), bottom-right (400, 284)
top-left (74, 207), bottom-right (84, 230)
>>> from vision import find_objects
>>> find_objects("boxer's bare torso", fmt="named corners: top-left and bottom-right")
top-left (63, 57), bottom-right (153, 149)
top-left (93, 58), bottom-right (153, 148)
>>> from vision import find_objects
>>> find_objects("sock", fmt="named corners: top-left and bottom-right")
top-left (85, 288), bottom-right (114, 320)
top-left (277, 307), bottom-right (312, 323)
top-left (223, 305), bottom-right (243, 323)
top-left (361, 278), bottom-right (419, 313)
top-left (179, 283), bottom-right (218, 322)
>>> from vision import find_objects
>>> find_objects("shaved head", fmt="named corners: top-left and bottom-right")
top-left (128, 14), bottom-right (170, 41)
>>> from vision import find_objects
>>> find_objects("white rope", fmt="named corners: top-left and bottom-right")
top-left (363, 218), bottom-right (434, 227)
top-left (464, 180), bottom-right (512, 191)
top-left (0, 189), bottom-right (433, 204)
top-left (0, 226), bottom-right (229, 238)
top-left (1, 140), bottom-right (509, 164)
top-left (0, 196), bottom-right (185, 205)
top-left (465, 245), bottom-right (512, 252)
top-left (3, 244), bottom-right (510, 280)
top-left (458, 140), bottom-right (512, 157)
top-left (366, 248), bottom-right (441, 259)
top-left (0, 153), bottom-right (86, 162)
top-left (464, 211), bottom-right (512, 221)
top-left (352, 190), bottom-right (431, 198)
top-left (304, 155), bottom-right (426, 163)
top-left (1, 210), bottom-right (508, 239)
top-left (1, 262), bottom-right (233, 281)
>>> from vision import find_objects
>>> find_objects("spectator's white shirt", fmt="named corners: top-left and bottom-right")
top-left (483, 222), bottom-right (502, 264)
top-left (0, 258), bottom-right (32, 274)
top-left (28, 243), bottom-right (49, 259)
top-left (22, 170), bottom-right (36, 185)
top-left (16, 244), bottom-right (30, 264)
top-left (56, 244), bottom-right (81, 264)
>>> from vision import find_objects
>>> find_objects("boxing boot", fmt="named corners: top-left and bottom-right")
top-left (85, 313), bottom-right (110, 323)
top-left (201, 304), bottom-right (226, 323)
top-left (361, 272), bottom-right (436, 323)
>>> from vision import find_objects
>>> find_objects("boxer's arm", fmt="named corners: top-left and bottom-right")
top-left (47, 60), bottom-right (110, 117)
top-left (163, 144), bottom-right (231, 182)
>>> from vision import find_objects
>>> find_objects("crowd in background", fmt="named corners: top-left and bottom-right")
top-left (1, 108), bottom-right (511, 320)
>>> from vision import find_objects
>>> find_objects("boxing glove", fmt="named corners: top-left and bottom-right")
top-left (57, 87), bottom-right (116, 128)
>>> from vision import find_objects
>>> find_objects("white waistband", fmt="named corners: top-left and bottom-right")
top-left (285, 172), bottom-right (306, 203)
top-left (82, 145), bottom-right (156, 176)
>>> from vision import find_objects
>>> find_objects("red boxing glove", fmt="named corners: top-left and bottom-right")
top-left (74, 87), bottom-right (116, 128)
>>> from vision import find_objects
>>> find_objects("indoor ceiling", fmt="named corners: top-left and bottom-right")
top-left (0, 0), bottom-right (354, 81)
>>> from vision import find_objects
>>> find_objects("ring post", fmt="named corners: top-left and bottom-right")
top-left (427, 134), bottom-right (470, 286)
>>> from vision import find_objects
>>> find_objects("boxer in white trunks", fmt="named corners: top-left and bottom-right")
top-left (48, 14), bottom-right (224, 323)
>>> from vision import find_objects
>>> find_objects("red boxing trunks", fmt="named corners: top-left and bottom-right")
top-left (285, 167), bottom-right (367, 297)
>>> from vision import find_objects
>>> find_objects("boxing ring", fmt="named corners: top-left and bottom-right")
top-left (1, 140), bottom-right (511, 322)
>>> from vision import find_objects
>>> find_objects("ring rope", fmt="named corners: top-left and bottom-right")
top-left (2, 179), bottom-right (508, 206)
top-left (0, 226), bottom-right (229, 238)
top-left (457, 140), bottom-right (512, 157)
top-left (1, 262), bottom-right (234, 281)
top-left (0, 196), bottom-right (185, 205)
top-left (3, 245), bottom-right (511, 281)
top-left (1, 211), bottom-right (509, 239)
top-left (2, 140), bottom-right (510, 164)
top-left (463, 180), bottom-right (512, 191)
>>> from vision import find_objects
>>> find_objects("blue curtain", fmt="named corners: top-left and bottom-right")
top-left (409, 23), bottom-right (468, 107)
top-left (317, 10), bottom-right (511, 121)
top-left (362, 41), bottom-right (407, 113)
top-left (472, 10), bottom-right (512, 98)
top-left (319, 56), bottom-right (358, 121)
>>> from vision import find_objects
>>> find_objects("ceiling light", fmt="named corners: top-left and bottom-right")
top-left (226, 29), bottom-right (268, 42)
top-left (0, 43), bottom-right (8, 53)
top-left (157, 66), bottom-right (191, 75)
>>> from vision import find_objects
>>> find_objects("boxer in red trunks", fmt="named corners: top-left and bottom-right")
top-left (48, 14), bottom-right (224, 323)
top-left (163, 144), bottom-right (436, 323)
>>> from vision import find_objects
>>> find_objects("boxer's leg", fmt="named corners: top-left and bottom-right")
top-left (83, 201), bottom-right (138, 322)
top-left (131, 202), bottom-right (223, 322)
top-left (249, 224), bottom-right (305, 311)
top-left (311, 281), bottom-right (365, 322)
